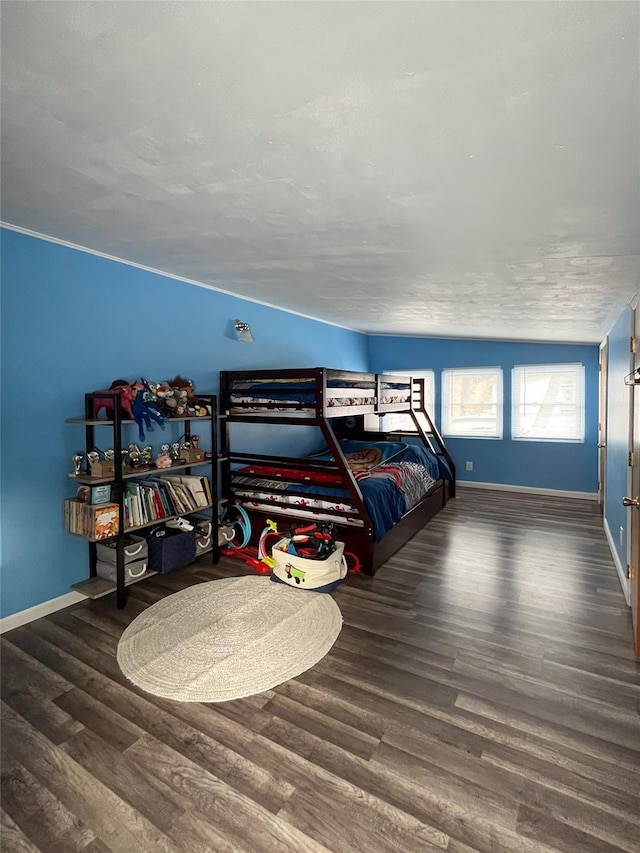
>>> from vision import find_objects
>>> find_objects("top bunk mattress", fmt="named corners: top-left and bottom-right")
top-left (221, 368), bottom-right (379, 418)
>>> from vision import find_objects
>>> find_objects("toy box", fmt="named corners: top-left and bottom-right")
top-left (271, 538), bottom-right (347, 590)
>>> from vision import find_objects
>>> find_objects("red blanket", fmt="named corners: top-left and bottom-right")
top-left (240, 465), bottom-right (343, 485)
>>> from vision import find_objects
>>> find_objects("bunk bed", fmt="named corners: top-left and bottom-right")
top-left (219, 368), bottom-right (456, 575)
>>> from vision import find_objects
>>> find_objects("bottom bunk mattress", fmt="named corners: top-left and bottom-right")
top-left (231, 439), bottom-right (453, 541)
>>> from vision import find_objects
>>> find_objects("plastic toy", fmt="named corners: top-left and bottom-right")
top-left (166, 517), bottom-right (194, 532)
top-left (344, 551), bottom-right (364, 573)
top-left (218, 506), bottom-right (279, 573)
top-left (155, 451), bottom-right (172, 468)
top-left (257, 519), bottom-right (280, 569)
top-left (222, 545), bottom-right (271, 574)
top-left (218, 503), bottom-right (252, 549)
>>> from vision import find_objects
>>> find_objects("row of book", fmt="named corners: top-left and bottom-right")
top-left (123, 474), bottom-right (212, 529)
top-left (63, 500), bottom-right (120, 540)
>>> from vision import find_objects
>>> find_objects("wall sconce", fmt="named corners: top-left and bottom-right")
top-left (234, 319), bottom-right (254, 343)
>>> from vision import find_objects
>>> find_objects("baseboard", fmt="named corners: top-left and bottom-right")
top-left (603, 518), bottom-right (631, 606)
top-left (0, 591), bottom-right (87, 634)
top-left (456, 481), bottom-right (598, 501)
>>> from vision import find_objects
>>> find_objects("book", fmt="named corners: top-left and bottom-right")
top-left (159, 479), bottom-right (184, 513)
top-left (201, 475), bottom-right (213, 505)
top-left (183, 475), bottom-right (211, 507)
top-left (173, 482), bottom-right (197, 512)
top-left (153, 481), bottom-right (173, 517)
top-left (147, 482), bottom-right (166, 520)
top-left (124, 483), bottom-right (141, 527)
top-left (63, 500), bottom-right (119, 539)
top-left (172, 480), bottom-right (196, 509)
top-left (163, 474), bottom-right (211, 508)
top-left (155, 478), bottom-right (183, 516)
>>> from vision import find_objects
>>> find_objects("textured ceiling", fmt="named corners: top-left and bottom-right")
top-left (1, 1), bottom-right (639, 343)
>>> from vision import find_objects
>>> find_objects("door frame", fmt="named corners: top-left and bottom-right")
top-left (629, 303), bottom-right (640, 656)
top-left (598, 341), bottom-right (608, 512)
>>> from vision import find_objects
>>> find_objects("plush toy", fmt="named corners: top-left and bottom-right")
top-left (153, 381), bottom-right (174, 403)
top-left (162, 375), bottom-right (197, 417)
top-left (92, 380), bottom-right (137, 419)
top-left (131, 386), bottom-right (166, 441)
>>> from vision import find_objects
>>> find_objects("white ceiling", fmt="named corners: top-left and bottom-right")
top-left (2, 1), bottom-right (639, 343)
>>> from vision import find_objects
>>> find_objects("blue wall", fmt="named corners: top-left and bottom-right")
top-left (368, 335), bottom-right (599, 493)
top-left (0, 228), bottom-right (369, 618)
top-left (604, 305), bottom-right (633, 570)
top-left (0, 226), bottom-right (609, 619)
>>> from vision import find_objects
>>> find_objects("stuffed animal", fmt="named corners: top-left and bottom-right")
top-left (132, 387), bottom-right (166, 441)
top-left (163, 375), bottom-right (197, 417)
top-left (92, 380), bottom-right (137, 419)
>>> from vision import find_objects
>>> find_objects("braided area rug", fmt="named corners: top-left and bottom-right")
top-left (116, 576), bottom-right (343, 702)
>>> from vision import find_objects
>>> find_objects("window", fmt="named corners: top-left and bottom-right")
top-left (380, 371), bottom-right (435, 432)
top-left (512, 364), bottom-right (585, 441)
top-left (442, 367), bottom-right (503, 438)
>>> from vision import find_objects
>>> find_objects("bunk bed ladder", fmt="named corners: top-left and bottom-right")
top-left (410, 378), bottom-right (456, 497)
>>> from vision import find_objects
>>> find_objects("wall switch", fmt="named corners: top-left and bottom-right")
top-left (620, 526), bottom-right (624, 546)
top-left (465, 461), bottom-right (473, 471)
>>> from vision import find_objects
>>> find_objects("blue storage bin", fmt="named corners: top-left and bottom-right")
top-left (144, 527), bottom-right (196, 574)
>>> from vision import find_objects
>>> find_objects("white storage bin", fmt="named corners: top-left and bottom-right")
top-left (96, 534), bottom-right (148, 565)
top-left (192, 514), bottom-right (213, 555)
top-left (271, 539), bottom-right (347, 590)
top-left (96, 558), bottom-right (150, 584)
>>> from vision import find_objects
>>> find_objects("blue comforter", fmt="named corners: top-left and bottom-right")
top-left (299, 442), bottom-right (451, 541)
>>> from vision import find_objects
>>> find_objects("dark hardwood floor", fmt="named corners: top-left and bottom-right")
top-left (2, 487), bottom-right (639, 853)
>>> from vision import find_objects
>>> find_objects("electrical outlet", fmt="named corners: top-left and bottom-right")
top-left (465, 461), bottom-right (473, 471)
top-left (620, 526), bottom-right (624, 546)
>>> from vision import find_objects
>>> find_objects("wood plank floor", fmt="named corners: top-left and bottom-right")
top-left (2, 487), bottom-right (639, 853)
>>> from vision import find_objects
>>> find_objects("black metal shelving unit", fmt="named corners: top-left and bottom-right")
top-left (65, 390), bottom-right (219, 607)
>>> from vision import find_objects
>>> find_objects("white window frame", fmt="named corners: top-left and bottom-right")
top-left (511, 363), bottom-right (585, 442)
top-left (441, 367), bottom-right (503, 439)
top-left (380, 371), bottom-right (435, 432)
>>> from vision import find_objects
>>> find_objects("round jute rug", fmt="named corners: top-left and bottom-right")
top-left (116, 576), bottom-right (343, 702)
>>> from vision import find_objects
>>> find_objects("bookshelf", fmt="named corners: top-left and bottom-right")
top-left (65, 390), bottom-right (219, 607)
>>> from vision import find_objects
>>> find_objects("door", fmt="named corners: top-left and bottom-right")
top-left (624, 310), bottom-right (640, 658)
top-left (598, 342), bottom-right (608, 512)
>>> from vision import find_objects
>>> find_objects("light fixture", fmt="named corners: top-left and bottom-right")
top-left (234, 319), bottom-right (254, 343)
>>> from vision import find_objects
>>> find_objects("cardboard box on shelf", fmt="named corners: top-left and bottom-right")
top-left (90, 460), bottom-right (115, 478)
top-left (88, 503), bottom-right (119, 539)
